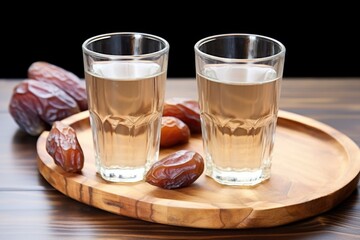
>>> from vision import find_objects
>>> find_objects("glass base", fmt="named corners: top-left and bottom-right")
top-left (207, 167), bottom-right (270, 186)
top-left (99, 166), bottom-right (145, 183)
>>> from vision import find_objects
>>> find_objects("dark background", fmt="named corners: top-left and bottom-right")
top-left (1, 5), bottom-right (359, 79)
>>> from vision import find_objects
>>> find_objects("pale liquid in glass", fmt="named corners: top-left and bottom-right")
top-left (85, 61), bottom-right (166, 182)
top-left (197, 64), bottom-right (281, 185)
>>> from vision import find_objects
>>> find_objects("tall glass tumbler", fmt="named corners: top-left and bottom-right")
top-left (82, 32), bottom-right (169, 182)
top-left (195, 33), bottom-right (285, 186)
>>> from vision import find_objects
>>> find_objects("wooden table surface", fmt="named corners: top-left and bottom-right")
top-left (1, 78), bottom-right (359, 239)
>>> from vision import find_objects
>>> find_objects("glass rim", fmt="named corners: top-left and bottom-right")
top-left (194, 33), bottom-right (286, 63)
top-left (82, 32), bottom-right (170, 59)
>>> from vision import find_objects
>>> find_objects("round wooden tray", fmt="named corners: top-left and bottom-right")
top-left (37, 110), bottom-right (360, 229)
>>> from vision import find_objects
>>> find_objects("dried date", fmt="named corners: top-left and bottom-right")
top-left (28, 61), bottom-right (88, 110)
top-left (160, 116), bottom-right (190, 148)
top-left (9, 80), bottom-right (80, 136)
top-left (46, 121), bottom-right (84, 173)
top-left (8, 92), bottom-right (47, 136)
top-left (163, 98), bottom-right (201, 133)
top-left (145, 150), bottom-right (204, 189)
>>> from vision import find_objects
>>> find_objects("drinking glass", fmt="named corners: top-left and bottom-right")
top-left (194, 33), bottom-right (285, 186)
top-left (82, 32), bottom-right (169, 182)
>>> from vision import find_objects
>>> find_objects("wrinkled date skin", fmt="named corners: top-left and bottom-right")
top-left (9, 80), bottom-right (80, 136)
top-left (163, 98), bottom-right (201, 133)
top-left (28, 61), bottom-right (88, 110)
top-left (46, 121), bottom-right (84, 173)
top-left (145, 150), bottom-right (204, 189)
top-left (160, 116), bottom-right (190, 148)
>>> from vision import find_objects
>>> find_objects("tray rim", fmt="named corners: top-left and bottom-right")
top-left (37, 110), bottom-right (360, 229)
